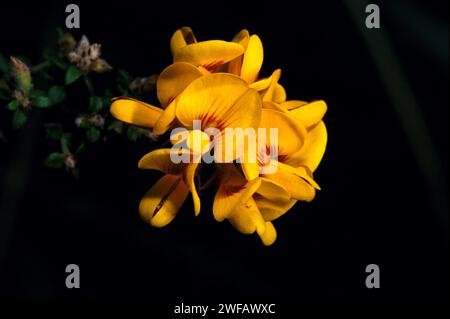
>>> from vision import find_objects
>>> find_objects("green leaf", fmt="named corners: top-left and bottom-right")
top-left (32, 95), bottom-right (52, 108)
top-left (6, 100), bottom-right (19, 111)
top-left (89, 96), bottom-right (103, 112)
top-left (44, 152), bottom-right (65, 168)
top-left (86, 127), bottom-right (101, 143)
top-left (76, 143), bottom-right (87, 155)
top-left (65, 65), bottom-right (82, 85)
top-left (84, 75), bottom-right (94, 94)
top-left (45, 123), bottom-right (63, 140)
top-left (126, 126), bottom-right (142, 142)
top-left (48, 85), bottom-right (66, 105)
top-left (30, 89), bottom-right (46, 98)
top-left (12, 109), bottom-right (27, 129)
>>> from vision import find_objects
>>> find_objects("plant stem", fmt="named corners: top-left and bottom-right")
top-left (31, 61), bottom-right (51, 73)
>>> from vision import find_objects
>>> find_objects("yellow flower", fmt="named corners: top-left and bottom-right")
top-left (170, 27), bottom-right (244, 72)
top-left (213, 164), bottom-right (282, 245)
top-left (109, 27), bottom-right (328, 246)
top-left (138, 148), bottom-right (199, 226)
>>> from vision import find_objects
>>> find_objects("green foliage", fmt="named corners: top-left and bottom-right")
top-left (89, 96), bottom-right (103, 112)
top-left (6, 100), bottom-right (19, 111)
top-left (48, 85), bottom-right (66, 105)
top-left (2, 31), bottom-right (157, 178)
top-left (44, 152), bottom-right (65, 168)
top-left (65, 65), bottom-right (82, 85)
top-left (32, 95), bottom-right (52, 108)
top-left (86, 127), bottom-right (101, 143)
top-left (12, 109), bottom-right (28, 129)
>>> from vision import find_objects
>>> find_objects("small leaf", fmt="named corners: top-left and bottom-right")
top-left (89, 96), bottom-right (103, 112)
top-left (6, 100), bottom-right (19, 111)
top-left (32, 95), bottom-right (52, 108)
top-left (65, 65), bottom-right (82, 85)
top-left (45, 123), bottom-right (63, 140)
top-left (48, 85), bottom-right (66, 105)
top-left (12, 109), bottom-right (27, 129)
top-left (86, 127), bottom-right (101, 143)
top-left (44, 152), bottom-right (65, 168)
top-left (84, 75), bottom-right (94, 94)
top-left (76, 143), bottom-right (87, 155)
top-left (126, 126), bottom-right (142, 142)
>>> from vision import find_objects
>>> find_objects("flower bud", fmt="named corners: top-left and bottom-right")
top-left (89, 58), bottom-right (112, 73)
top-left (10, 57), bottom-right (32, 96)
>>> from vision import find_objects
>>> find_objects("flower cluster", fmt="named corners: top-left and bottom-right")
top-left (110, 27), bottom-right (327, 245)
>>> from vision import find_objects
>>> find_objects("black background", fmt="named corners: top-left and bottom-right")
top-left (0, 0), bottom-right (448, 303)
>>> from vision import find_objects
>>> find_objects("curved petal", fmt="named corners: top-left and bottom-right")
top-left (273, 83), bottom-right (286, 103)
top-left (259, 108), bottom-right (306, 156)
top-left (173, 40), bottom-right (244, 70)
top-left (228, 29), bottom-right (250, 75)
top-left (257, 177), bottom-right (291, 203)
top-left (261, 162), bottom-right (316, 201)
top-left (256, 197), bottom-right (297, 221)
top-left (183, 162), bottom-right (201, 216)
top-left (257, 221), bottom-right (277, 246)
top-left (288, 100), bottom-right (327, 129)
top-left (138, 148), bottom-right (188, 175)
top-left (213, 165), bottom-right (261, 222)
top-left (110, 97), bottom-right (163, 129)
top-left (139, 174), bottom-right (189, 227)
top-left (262, 69), bottom-right (281, 102)
top-left (153, 99), bottom-right (178, 135)
top-left (170, 27), bottom-right (196, 56)
top-left (240, 34), bottom-right (264, 84)
top-left (281, 100), bottom-right (308, 110)
top-left (157, 62), bottom-right (203, 107)
top-left (284, 121), bottom-right (327, 172)
top-left (175, 73), bottom-right (261, 130)
top-left (228, 197), bottom-right (266, 235)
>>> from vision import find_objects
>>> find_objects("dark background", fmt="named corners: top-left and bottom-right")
top-left (0, 0), bottom-right (448, 301)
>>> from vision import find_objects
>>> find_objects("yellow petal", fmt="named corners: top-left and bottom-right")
top-left (228, 197), bottom-right (266, 235)
top-left (280, 100), bottom-right (308, 110)
top-left (273, 83), bottom-right (286, 103)
top-left (255, 197), bottom-right (297, 221)
top-left (175, 73), bottom-right (261, 130)
top-left (232, 29), bottom-right (250, 47)
top-left (157, 62), bottom-right (203, 107)
top-left (213, 165), bottom-right (261, 222)
top-left (183, 162), bottom-right (201, 216)
top-left (153, 99), bottom-right (177, 135)
top-left (288, 100), bottom-right (327, 129)
top-left (262, 69), bottom-right (281, 102)
top-left (139, 174), bottom-right (189, 227)
top-left (138, 148), bottom-right (188, 175)
top-left (170, 27), bottom-right (196, 56)
top-left (250, 76), bottom-right (272, 91)
top-left (173, 41), bottom-right (244, 71)
top-left (240, 34), bottom-right (264, 84)
top-left (285, 121), bottom-right (327, 172)
top-left (262, 101), bottom-right (288, 113)
top-left (259, 108), bottom-right (306, 156)
top-left (257, 221), bottom-right (277, 246)
top-left (110, 97), bottom-right (163, 129)
top-left (257, 177), bottom-right (291, 203)
top-left (241, 161), bottom-right (260, 181)
top-left (228, 29), bottom-right (250, 75)
top-left (262, 162), bottom-right (316, 201)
